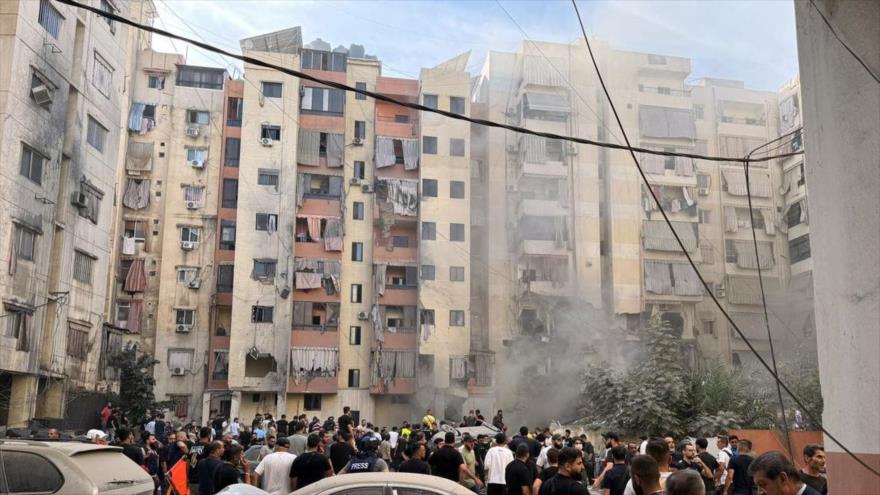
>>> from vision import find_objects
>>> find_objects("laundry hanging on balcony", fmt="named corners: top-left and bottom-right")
top-left (290, 347), bottom-right (338, 384)
top-left (323, 217), bottom-right (343, 251)
top-left (325, 133), bottom-right (345, 168)
top-left (375, 137), bottom-right (397, 168)
top-left (381, 178), bottom-right (418, 216)
top-left (721, 168), bottom-right (772, 197)
top-left (295, 271), bottom-right (323, 289)
top-left (297, 129), bottom-right (321, 166)
top-left (374, 263), bottom-right (387, 297)
top-left (402, 139), bottom-right (419, 170)
top-left (125, 141), bottom-right (154, 173)
top-left (124, 258), bottom-right (147, 293)
top-left (122, 179), bottom-right (151, 210)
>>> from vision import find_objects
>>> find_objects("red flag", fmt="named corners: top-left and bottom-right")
top-left (166, 458), bottom-right (189, 495)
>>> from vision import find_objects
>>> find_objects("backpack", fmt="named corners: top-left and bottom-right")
top-left (347, 452), bottom-right (378, 473)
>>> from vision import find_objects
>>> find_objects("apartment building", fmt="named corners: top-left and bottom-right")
top-left (0, 0), bottom-right (151, 427)
top-left (472, 39), bottom-right (814, 419)
top-left (116, 49), bottom-right (227, 421)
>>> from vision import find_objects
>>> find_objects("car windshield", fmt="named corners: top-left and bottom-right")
top-left (67, 450), bottom-right (152, 490)
top-left (244, 445), bottom-right (262, 462)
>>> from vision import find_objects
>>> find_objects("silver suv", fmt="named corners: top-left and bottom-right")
top-left (0, 439), bottom-right (154, 494)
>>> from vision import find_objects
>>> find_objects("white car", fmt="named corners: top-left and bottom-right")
top-left (0, 439), bottom-right (154, 494)
top-left (292, 472), bottom-right (476, 495)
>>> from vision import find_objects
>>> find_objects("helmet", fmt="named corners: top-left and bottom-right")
top-left (361, 436), bottom-right (381, 452)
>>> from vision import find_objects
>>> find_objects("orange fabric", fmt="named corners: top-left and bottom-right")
top-left (166, 459), bottom-right (189, 495)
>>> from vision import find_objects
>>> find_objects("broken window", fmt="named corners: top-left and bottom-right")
top-left (148, 74), bottom-right (165, 89)
top-left (245, 353), bottom-right (277, 377)
top-left (251, 306), bottom-right (274, 323)
top-left (6, 304), bottom-right (30, 351)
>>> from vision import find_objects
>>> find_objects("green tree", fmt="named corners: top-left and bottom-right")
top-left (108, 343), bottom-right (168, 426)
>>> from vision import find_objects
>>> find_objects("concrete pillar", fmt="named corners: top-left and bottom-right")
top-left (795, 1), bottom-right (880, 492)
top-left (34, 378), bottom-right (65, 418)
top-left (201, 393), bottom-right (212, 426)
top-left (7, 375), bottom-right (37, 426)
top-left (229, 391), bottom-right (242, 422)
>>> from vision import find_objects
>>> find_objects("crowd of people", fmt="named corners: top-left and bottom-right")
top-left (92, 404), bottom-right (828, 495)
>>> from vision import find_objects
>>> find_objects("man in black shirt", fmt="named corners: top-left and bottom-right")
top-left (533, 447), bottom-right (559, 494)
top-left (695, 438), bottom-right (720, 495)
top-left (290, 433), bottom-right (333, 489)
top-left (539, 447), bottom-right (590, 495)
top-left (337, 406), bottom-right (354, 435)
top-left (509, 426), bottom-right (530, 454)
top-left (724, 438), bottom-right (756, 495)
top-left (117, 429), bottom-right (145, 467)
top-left (398, 443), bottom-right (431, 475)
top-left (329, 430), bottom-right (356, 474)
top-left (276, 414), bottom-right (289, 437)
top-left (600, 446), bottom-right (629, 495)
top-left (196, 441), bottom-right (224, 495)
top-left (506, 444), bottom-right (537, 495)
top-left (430, 432), bottom-right (483, 488)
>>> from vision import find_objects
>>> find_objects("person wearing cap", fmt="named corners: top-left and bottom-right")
top-left (593, 431), bottom-right (622, 490)
top-left (537, 433), bottom-right (565, 469)
top-left (252, 435), bottom-right (295, 495)
top-left (430, 432), bottom-right (483, 489)
top-left (86, 428), bottom-right (109, 444)
top-left (290, 432), bottom-right (334, 490)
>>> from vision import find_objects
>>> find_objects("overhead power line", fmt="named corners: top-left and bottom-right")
top-left (808, 0), bottom-right (880, 85)
top-left (58, 0), bottom-right (800, 165)
top-left (570, 0), bottom-right (879, 478)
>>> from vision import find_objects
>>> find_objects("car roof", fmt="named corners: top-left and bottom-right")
top-left (0, 439), bottom-right (123, 456)
top-left (292, 472), bottom-right (474, 494)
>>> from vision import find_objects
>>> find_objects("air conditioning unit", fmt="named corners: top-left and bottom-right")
top-left (260, 137), bottom-right (274, 147)
top-left (357, 311), bottom-right (369, 321)
top-left (185, 126), bottom-right (200, 137)
top-left (187, 279), bottom-right (201, 289)
top-left (190, 160), bottom-right (205, 169)
top-left (181, 240), bottom-right (196, 250)
top-left (175, 324), bottom-right (192, 333)
top-left (70, 191), bottom-right (87, 208)
top-left (185, 200), bottom-right (199, 209)
top-left (31, 84), bottom-right (53, 106)
top-left (361, 184), bottom-right (374, 193)
top-left (350, 177), bottom-right (362, 186)
top-left (698, 187), bottom-right (710, 196)
top-left (352, 137), bottom-right (363, 145)
top-left (171, 367), bottom-right (186, 376)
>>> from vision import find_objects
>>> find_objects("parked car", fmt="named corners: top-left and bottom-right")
top-left (0, 439), bottom-right (154, 494)
top-left (292, 472), bottom-right (475, 494)
top-left (430, 421), bottom-right (502, 446)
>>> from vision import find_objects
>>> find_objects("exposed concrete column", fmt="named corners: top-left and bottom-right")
top-left (795, 1), bottom-right (880, 492)
top-left (8, 375), bottom-right (38, 426)
top-left (229, 391), bottom-right (242, 423)
top-left (201, 393), bottom-right (212, 426)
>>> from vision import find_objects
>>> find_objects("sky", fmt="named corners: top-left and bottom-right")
top-left (152, 0), bottom-right (799, 91)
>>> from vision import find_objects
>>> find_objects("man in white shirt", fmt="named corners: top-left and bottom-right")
top-left (537, 433), bottom-right (565, 469)
top-left (483, 433), bottom-right (514, 495)
top-left (252, 436), bottom-right (296, 495)
top-left (716, 435), bottom-right (734, 491)
top-left (144, 416), bottom-right (156, 435)
top-left (229, 417), bottom-right (241, 438)
top-left (388, 426), bottom-right (400, 451)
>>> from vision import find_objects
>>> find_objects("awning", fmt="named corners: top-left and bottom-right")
top-left (126, 141), bottom-right (154, 173)
top-left (733, 240), bottom-right (775, 269)
top-left (730, 312), bottom-right (768, 340)
top-left (642, 220), bottom-right (698, 252)
top-left (727, 275), bottom-right (762, 305)
top-left (524, 93), bottom-right (570, 113)
top-left (721, 168), bottom-right (772, 197)
top-left (639, 106), bottom-right (696, 139)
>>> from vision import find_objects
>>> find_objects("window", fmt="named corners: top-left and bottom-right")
top-left (176, 267), bottom-right (199, 285)
top-left (423, 94), bottom-right (438, 109)
top-left (250, 305), bottom-right (273, 323)
top-left (353, 202), bottom-right (364, 220)
top-left (227, 96), bottom-right (243, 125)
top-left (19, 144), bottom-right (44, 185)
top-left (349, 326), bottom-right (361, 345)
top-left (304, 394), bottom-right (322, 410)
top-left (1, 451), bottom-right (64, 493)
top-left (694, 104), bottom-right (704, 119)
top-left (421, 265), bottom-right (435, 280)
top-left (699, 209), bottom-right (711, 224)
top-left (355, 81), bottom-right (367, 100)
top-left (300, 86), bottom-right (345, 114)
top-left (87, 116), bottom-right (108, 152)
top-left (92, 52), bottom-right (114, 97)
top-left (261, 125), bottom-right (281, 141)
top-left (176, 66), bottom-right (225, 90)
top-left (421, 309), bottom-right (435, 326)
top-left (222, 179), bottom-right (238, 209)
top-left (702, 320), bottom-right (715, 336)
top-left (168, 349), bottom-right (194, 370)
top-left (219, 220), bottom-right (236, 250)
top-left (392, 236), bottom-right (409, 248)
top-left (252, 259), bottom-right (276, 279)
top-left (422, 222), bottom-right (436, 240)
top-left (422, 136), bottom-right (437, 155)
top-left (38, 0), bottom-right (62, 38)
top-left (301, 49), bottom-right (347, 71)
top-left (354, 120), bottom-right (366, 140)
top-left (185, 148), bottom-right (207, 167)
top-left (798, 162), bottom-right (806, 186)
top-left (450, 223), bottom-right (465, 242)
top-left (303, 174), bottom-right (343, 198)
top-left (422, 179), bottom-right (438, 197)
top-left (73, 250), bottom-right (95, 284)
top-left (212, 351), bottom-right (229, 380)
top-left (450, 181), bottom-right (465, 199)
top-left (261, 81), bottom-right (282, 98)
top-left (224, 138), bottom-right (240, 167)
top-left (180, 227), bottom-right (200, 243)
top-left (394, 114), bottom-right (410, 124)
top-left (99, 0), bottom-right (115, 31)
top-left (66, 325), bottom-right (87, 360)
top-left (751, 209), bottom-right (766, 230)
top-left (450, 138), bottom-right (466, 156)
top-left (217, 264), bottom-right (234, 293)
top-left (175, 309), bottom-right (195, 326)
top-left (786, 202), bottom-right (803, 228)
top-left (148, 75), bottom-right (165, 89)
top-left (183, 185), bottom-right (204, 207)
top-left (450, 266), bottom-right (465, 282)
top-left (656, 86), bottom-right (671, 95)
top-left (6, 307), bottom-right (29, 351)
top-left (255, 213), bottom-right (278, 232)
top-left (351, 242), bottom-right (363, 261)
top-left (124, 220), bottom-right (146, 242)
top-left (14, 225), bottom-right (37, 261)
top-left (725, 239), bottom-right (737, 263)
top-left (351, 284), bottom-right (362, 303)
top-left (449, 310), bottom-right (465, 327)
top-left (115, 300), bottom-right (130, 323)
top-left (701, 241), bottom-right (715, 264)
top-left (171, 395), bottom-right (190, 417)
top-left (347, 369), bottom-right (360, 388)
top-left (450, 96), bottom-right (466, 115)
top-left (353, 160), bottom-right (365, 180)
top-left (789, 234), bottom-right (811, 263)
top-left (257, 169), bottom-right (279, 187)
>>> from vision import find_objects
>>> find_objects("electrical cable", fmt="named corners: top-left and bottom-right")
top-left (57, 0), bottom-right (800, 165)
top-left (570, 0), bottom-right (879, 477)
top-left (808, 0), bottom-right (880, 85)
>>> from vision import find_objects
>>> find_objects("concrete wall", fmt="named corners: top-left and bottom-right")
top-left (795, 1), bottom-right (880, 492)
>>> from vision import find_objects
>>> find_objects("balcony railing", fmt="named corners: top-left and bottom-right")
top-left (720, 115), bottom-right (767, 126)
top-left (292, 323), bottom-right (339, 332)
top-left (638, 85), bottom-right (691, 97)
top-left (226, 118), bottom-right (242, 128)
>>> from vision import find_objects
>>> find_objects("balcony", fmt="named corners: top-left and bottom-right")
top-left (518, 198), bottom-right (567, 219)
top-left (370, 348), bottom-right (417, 394)
top-left (376, 77), bottom-right (420, 100)
top-left (519, 239), bottom-right (570, 257)
top-left (289, 376), bottom-right (338, 394)
top-left (639, 85), bottom-right (692, 97)
top-left (376, 115), bottom-right (418, 139)
top-left (524, 279), bottom-right (572, 298)
top-left (370, 377), bottom-right (416, 395)
top-left (519, 161), bottom-right (568, 180)
top-left (373, 244), bottom-right (417, 263)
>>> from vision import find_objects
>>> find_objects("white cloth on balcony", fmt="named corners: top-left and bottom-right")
top-left (402, 139), bottom-right (419, 170)
top-left (323, 217), bottom-right (343, 251)
top-left (122, 236), bottom-right (136, 255)
top-left (326, 133), bottom-right (345, 168)
top-left (376, 137), bottom-right (396, 168)
top-left (297, 129), bottom-right (321, 166)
